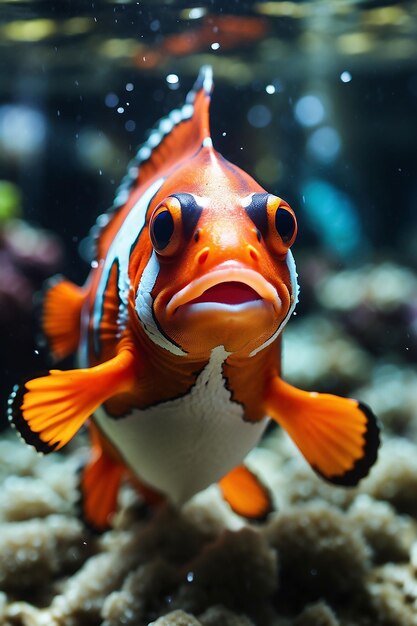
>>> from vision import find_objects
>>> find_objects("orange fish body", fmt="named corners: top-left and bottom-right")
top-left (9, 68), bottom-right (380, 531)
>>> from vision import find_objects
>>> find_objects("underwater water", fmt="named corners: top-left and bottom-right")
top-left (1, 1), bottom-right (417, 625)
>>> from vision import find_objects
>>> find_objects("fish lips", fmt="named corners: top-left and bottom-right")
top-left (165, 262), bottom-right (282, 318)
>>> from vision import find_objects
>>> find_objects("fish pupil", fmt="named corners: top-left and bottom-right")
top-left (275, 208), bottom-right (295, 243)
top-left (151, 210), bottom-right (175, 250)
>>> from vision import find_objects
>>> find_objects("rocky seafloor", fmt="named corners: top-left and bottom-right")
top-left (2, 260), bottom-right (417, 626)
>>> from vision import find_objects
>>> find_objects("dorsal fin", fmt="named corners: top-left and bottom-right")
top-left (114, 65), bottom-right (213, 203)
top-left (86, 66), bottom-right (213, 262)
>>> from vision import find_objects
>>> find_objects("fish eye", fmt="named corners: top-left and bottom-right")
top-left (275, 207), bottom-right (296, 243)
top-left (151, 211), bottom-right (174, 250)
top-left (149, 197), bottom-right (182, 256)
top-left (266, 195), bottom-right (297, 255)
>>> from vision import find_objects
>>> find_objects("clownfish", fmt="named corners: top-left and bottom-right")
top-left (8, 67), bottom-right (380, 531)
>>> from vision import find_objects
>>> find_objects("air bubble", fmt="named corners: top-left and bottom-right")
top-left (125, 120), bottom-right (136, 132)
top-left (166, 74), bottom-right (179, 85)
top-left (105, 93), bottom-right (119, 108)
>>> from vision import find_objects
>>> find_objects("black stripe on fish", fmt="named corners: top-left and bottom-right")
top-left (245, 193), bottom-right (269, 236)
top-left (171, 193), bottom-right (204, 240)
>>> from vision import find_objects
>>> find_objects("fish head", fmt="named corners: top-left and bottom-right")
top-left (133, 149), bottom-right (298, 358)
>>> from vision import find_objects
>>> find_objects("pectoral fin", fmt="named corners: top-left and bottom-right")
top-left (265, 378), bottom-right (380, 486)
top-left (42, 276), bottom-right (86, 361)
top-left (8, 349), bottom-right (136, 454)
top-left (219, 464), bottom-right (272, 520)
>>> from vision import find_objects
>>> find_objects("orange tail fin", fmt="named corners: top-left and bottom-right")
top-left (42, 276), bottom-right (86, 361)
top-left (8, 349), bottom-right (136, 454)
top-left (219, 464), bottom-right (273, 520)
top-left (265, 378), bottom-right (380, 486)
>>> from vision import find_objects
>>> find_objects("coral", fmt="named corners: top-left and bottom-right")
top-left (48, 507), bottom-right (208, 626)
top-left (368, 564), bottom-right (417, 626)
top-left (0, 476), bottom-right (69, 522)
top-left (2, 418), bottom-right (417, 625)
top-left (78, 511), bottom-right (273, 626)
top-left (361, 439), bottom-right (417, 517)
top-left (348, 495), bottom-right (417, 564)
top-left (313, 262), bottom-right (417, 362)
top-left (0, 438), bottom-right (42, 480)
top-left (149, 610), bottom-right (202, 626)
top-left (102, 559), bottom-right (179, 626)
top-left (0, 515), bottom-right (89, 594)
top-left (199, 605), bottom-right (255, 626)
top-left (293, 602), bottom-right (340, 626)
top-left (356, 365), bottom-right (417, 438)
top-left (264, 502), bottom-right (370, 604)
top-left (171, 528), bottom-right (277, 620)
top-left (283, 317), bottom-right (371, 391)
top-left (317, 263), bottom-right (417, 315)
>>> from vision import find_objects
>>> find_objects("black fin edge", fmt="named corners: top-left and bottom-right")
top-left (314, 401), bottom-right (381, 487)
top-left (8, 381), bottom-right (58, 455)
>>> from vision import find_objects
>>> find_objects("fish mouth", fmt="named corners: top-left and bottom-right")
top-left (166, 262), bottom-right (281, 317)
